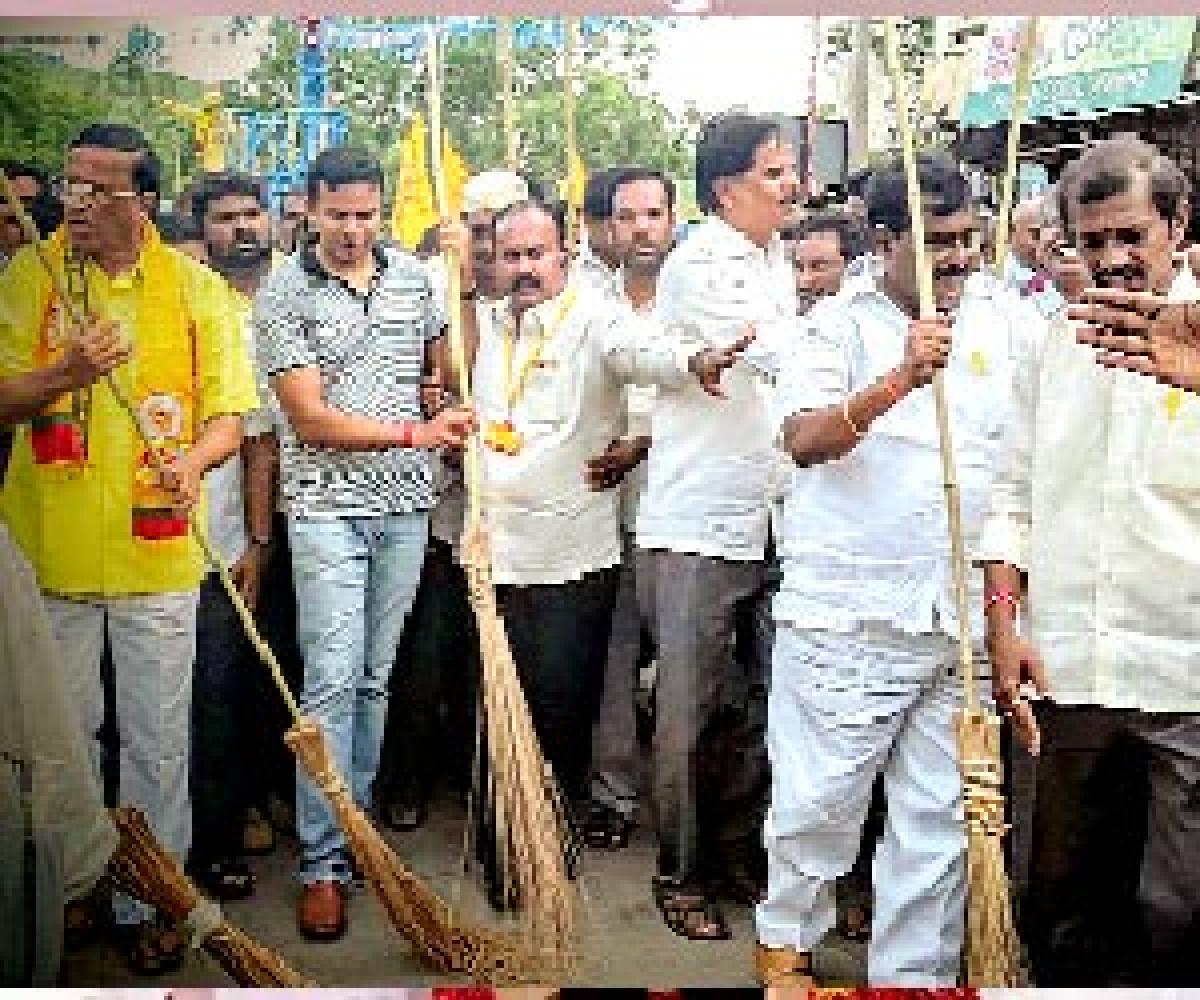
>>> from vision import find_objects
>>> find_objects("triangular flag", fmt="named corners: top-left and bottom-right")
top-left (391, 111), bottom-right (438, 251)
top-left (441, 129), bottom-right (470, 219)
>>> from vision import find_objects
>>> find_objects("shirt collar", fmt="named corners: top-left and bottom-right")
top-left (301, 241), bottom-right (388, 288)
top-left (708, 214), bottom-right (786, 265)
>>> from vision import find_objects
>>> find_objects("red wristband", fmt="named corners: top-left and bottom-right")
top-left (882, 371), bottom-right (903, 407)
top-left (396, 421), bottom-right (414, 449)
top-left (984, 589), bottom-right (1019, 613)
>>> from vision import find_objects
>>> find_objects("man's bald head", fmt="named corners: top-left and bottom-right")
top-left (1010, 196), bottom-right (1045, 270)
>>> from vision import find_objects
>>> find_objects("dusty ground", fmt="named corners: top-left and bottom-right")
top-left (62, 801), bottom-right (867, 989)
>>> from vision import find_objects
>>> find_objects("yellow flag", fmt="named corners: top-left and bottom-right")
top-left (561, 147), bottom-right (586, 208)
top-left (441, 129), bottom-right (470, 218)
top-left (391, 112), bottom-right (438, 250)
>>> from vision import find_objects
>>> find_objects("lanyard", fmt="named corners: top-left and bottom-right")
top-left (500, 286), bottom-right (577, 415)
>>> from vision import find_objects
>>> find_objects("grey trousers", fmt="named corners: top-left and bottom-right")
top-left (590, 536), bottom-right (643, 819)
top-left (635, 548), bottom-right (770, 883)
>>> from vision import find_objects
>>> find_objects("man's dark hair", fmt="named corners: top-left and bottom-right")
top-left (695, 113), bottom-right (782, 215)
top-left (306, 146), bottom-right (383, 201)
top-left (415, 223), bottom-right (441, 259)
top-left (610, 166), bottom-right (677, 214)
top-left (29, 190), bottom-right (63, 237)
top-left (69, 123), bottom-right (161, 198)
top-left (786, 210), bottom-right (867, 262)
top-left (1067, 136), bottom-right (1190, 226)
top-left (493, 198), bottom-right (568, 249)
top-left (866, 153), bottom-right (969, 234)
top-left (191, 171), bottom-right (266, 225)
top-left (583, 167), bottom-right (623, 222)
top-left (0, 159), bottom-right (49, 194)
top-left (156, 212), bottom-right (204, 246)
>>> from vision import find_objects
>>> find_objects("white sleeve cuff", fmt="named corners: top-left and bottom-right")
top-left (974, 514), bottom-right (1030, 573)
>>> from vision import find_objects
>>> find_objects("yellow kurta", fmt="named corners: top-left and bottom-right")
top-left (0, 226), bottom-right (258, 597)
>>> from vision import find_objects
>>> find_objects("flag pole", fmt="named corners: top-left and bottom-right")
top-left (563, 16), bottom-right (580, 247)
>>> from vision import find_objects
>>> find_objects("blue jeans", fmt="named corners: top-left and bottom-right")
top-left (288, 513), bottom-right (429, 884)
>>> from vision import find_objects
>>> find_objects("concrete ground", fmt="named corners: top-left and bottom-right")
top-left (62, 802), bottom-right (867, 989)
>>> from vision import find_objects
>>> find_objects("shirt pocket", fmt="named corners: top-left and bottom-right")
top-left (521, 359), bottom-right (571, 427)
top-left (1144, 389), bottom-right (1200, 491)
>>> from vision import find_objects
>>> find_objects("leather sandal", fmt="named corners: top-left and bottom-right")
top-left (755, 942), bottom-right (817, 987)
top-left (653, 875), bottom-right (731, 941)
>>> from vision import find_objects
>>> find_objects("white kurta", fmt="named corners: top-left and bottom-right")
top-left (636, 216), bottom-right (798, 563)
top-left (473, 284), bottom-right (691, 586)
top-left (977, 269), bottom-right (1200, 713)
top-left (757, 274), bottom-right (1036, 984)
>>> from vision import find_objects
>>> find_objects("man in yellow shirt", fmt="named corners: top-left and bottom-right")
top-left (0, 123), bottom-right (257, 975)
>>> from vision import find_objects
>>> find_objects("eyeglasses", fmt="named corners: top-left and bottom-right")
top-left (58, 180), bottom-right (140, 206)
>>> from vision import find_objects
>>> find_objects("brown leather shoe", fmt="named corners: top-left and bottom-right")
top-left (755, 942), bottom-right (816, 987)
top-left (297, 881), bottom-right (347, 941)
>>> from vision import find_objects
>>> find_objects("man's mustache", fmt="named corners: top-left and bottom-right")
top-left (513, 275), bottom-right (541, 292)
top-left (933, 264), bottom-right (970, 282)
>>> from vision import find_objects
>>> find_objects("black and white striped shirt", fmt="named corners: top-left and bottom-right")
top-left (254, 243), bottom-right (445, 518)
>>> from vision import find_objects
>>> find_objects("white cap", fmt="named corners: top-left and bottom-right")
top-left (462, 170), bottom-right (529, 215)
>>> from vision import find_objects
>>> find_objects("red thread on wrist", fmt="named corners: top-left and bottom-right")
top-left (984, 589), bottom-right (1019, 613)
top-left (396, 421), bottom-right (414, 449)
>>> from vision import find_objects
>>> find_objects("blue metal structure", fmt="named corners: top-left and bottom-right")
top-left (230, 17), bottom-right (352, 208)
top-left (230, 16), bottom-right (641, 209)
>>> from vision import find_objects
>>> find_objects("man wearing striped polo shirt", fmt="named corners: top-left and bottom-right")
top-left (255, 147), bottom-right (474, 941)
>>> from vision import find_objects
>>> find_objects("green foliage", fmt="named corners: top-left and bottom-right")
top-left (0, 48), bottom-right (202, 196)
top-left (231, 17), bottom-right (694, 195)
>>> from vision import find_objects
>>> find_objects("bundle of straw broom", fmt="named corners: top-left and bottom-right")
top-left (428, 24), bottom-right (579, 974)
top-left (0, 169), bottom-right (540, 983)
top-left (882, 16), bottom-right (1038, 987)
top-left (106, 807), bottom-right (313, 986)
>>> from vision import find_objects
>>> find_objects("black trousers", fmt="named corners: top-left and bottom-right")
top-left (251, 510), bottom-right (307, 809)
top-left (495, 566), bottom-right (620, 805)
top-left (1023, 701), bottom-right (1200, 986)
top-left (190, 572), bottom-right (251, 862)
top-left (377, 536), bottom-right (480, 808)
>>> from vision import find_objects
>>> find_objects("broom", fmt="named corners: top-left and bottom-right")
top-left (106, 807), bottom-right (314, 986)
top-left (427, 22), bottom-right (578, 973)
top-left (882, 18), bottom-right (1030, 987)
top-left (0, 171), bottom-right (538, 983)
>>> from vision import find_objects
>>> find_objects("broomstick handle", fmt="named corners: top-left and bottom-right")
top-left (0, 170), bottom-right (302, 721)
top-left (563, 16), bottom-right (580, 248)
top-left (883, 21), bottom-right (979, 711)
top-left (427, 23), bottom-right (484, 529)
top-left (498, 17), bottom-right (518, 171)
top-left (992, 17), bottom-right (1041, 277)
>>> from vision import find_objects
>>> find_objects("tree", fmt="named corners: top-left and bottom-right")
top-left (233, 17), bottom-right (694, 196)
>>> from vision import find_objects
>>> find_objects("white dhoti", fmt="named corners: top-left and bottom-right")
top-left (755, 621), bottom-right (967, 986)
top-left (0, 522), bottom-right (116, 984)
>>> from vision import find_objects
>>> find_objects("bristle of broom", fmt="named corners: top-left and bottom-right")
top-left (957, 710), bottom-right (1029, 987)
top-left (462, 524), bottom-right (579, 974)
top-left (107, 807), bottom-right (313, 987)
top-left (284, 719), bottom-right (548, 983)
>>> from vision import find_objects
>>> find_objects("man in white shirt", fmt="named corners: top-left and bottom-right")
top-left (473, 197), bottom-right (741, 907)
top-left (585, 166), bottom-right (677, 850)
top-left (572, 168), bottom-right (624, 301)
top-left (636, 113), bottom-right (799, 941)
top-left (980, 136), bottom-right (1200, 986)
top-left (755, 153), bottom-right (1034, 986)
top-left (1003, 195), bottom-right (1046, 297)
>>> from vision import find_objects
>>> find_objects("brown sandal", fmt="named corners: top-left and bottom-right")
top-left (755, 942), bottom-right (816, 987)
top-left (838, 901), bottom-right (871, 942)
top-left (653, 876), bottom-right (731, 941)
top-left (117, 918), bottom-right (186, 977)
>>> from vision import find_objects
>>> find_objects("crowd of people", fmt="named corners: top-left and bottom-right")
top-left (3, 109), bottom-right (1200, 989)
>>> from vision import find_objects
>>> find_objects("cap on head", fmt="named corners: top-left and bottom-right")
top-left (463, 170), bottom-right (530, 215)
